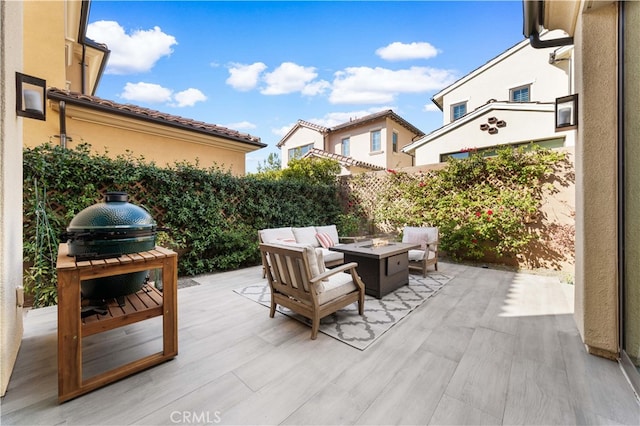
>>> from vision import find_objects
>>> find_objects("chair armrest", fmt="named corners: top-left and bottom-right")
top-left (310, 262), bottom-right (359, 284)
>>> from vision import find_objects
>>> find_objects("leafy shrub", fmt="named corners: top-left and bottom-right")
top-left (373, 145), bottom-right (567, 260)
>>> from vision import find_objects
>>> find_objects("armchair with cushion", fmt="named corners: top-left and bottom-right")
top-left (259, 242), bottom-right (365, 340)
top-left (402, 226), bottom-right (439, 277)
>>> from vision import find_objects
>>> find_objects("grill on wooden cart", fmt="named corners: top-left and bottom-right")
top-left (62, 192), bottom-right (160, 303)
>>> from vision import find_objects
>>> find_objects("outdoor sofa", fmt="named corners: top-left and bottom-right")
top-left (258, 225), bottom-right (345, 268)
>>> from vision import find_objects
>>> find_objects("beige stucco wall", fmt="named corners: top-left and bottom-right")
top-left (280, 126), bottom-right (324, 169)
top-left (22, 1), bottom-right (68, 150)
top-left (326, 117), bottom-right (414, 170)
top-left (1, 0), bottom-right (25, 396)
top-left (573, 2), bottom-right (619, 358)
top-left (25, 105), bottom-right (251, 174)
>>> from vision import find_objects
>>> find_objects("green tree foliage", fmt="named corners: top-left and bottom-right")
top-left (280, 157), bottom-right (341, 186)
top-left (255, 152), bottom-right (281, 173)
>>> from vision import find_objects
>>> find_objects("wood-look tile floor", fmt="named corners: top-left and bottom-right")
top-left (2, 262), bottom-right (639, 425)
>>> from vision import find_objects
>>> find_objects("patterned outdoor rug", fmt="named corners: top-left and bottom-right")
top-left (234, 272), bottom-right (452, 350)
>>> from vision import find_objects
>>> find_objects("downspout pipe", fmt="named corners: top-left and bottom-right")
top-left (529, 31), bottom-right (574, 49)
top-left (59, 101), bottom-right (67, 149)
top-left (523, 0), bottom-right (574, 49)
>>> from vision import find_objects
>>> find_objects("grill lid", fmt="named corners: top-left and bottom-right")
top-left (64, 192), bottom-right (160, 259)
top-left (66, 191), bottom-right (156, 235)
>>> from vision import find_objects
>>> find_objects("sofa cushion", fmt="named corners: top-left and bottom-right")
top-left (315, 225), bottom-right (340, 246)
top-left (260, 227), bottom-right (295, 244)
top-left (292, 226), bottom-right (320, 247)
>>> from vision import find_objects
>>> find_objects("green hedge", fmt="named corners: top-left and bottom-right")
top-left (23, 143), bottom-right (342, 307)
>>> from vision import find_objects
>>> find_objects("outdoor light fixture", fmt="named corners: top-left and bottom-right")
top-left (16, 72), bottom-right (46, 121)
top-left (555, 94), bottom-right (578, 131)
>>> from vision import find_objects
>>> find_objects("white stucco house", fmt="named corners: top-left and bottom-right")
top-left (402, 32), bottom-right (576, 164)
top-left (277, 110), bottom-right (425, 175)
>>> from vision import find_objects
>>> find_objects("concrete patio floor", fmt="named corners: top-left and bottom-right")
top-left (1, 261), bottom-right (639, 425)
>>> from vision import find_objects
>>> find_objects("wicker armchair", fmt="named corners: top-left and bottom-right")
top-left (259, 243), bottom-right (365, 339)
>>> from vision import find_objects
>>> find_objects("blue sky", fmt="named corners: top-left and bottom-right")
top-left (87, 1), bottom-right (525, 172)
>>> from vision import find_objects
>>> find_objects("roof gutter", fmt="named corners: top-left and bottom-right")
top-left (523, 0), bottom-right (574, 48)
top-left (78, 0), bottom-right (110, 95)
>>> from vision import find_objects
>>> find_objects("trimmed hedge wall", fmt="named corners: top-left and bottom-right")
top-left (23, 143), bottom-right (342, 306)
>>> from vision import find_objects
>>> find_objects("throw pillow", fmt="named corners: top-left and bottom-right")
top-left (316, 232), bottom-right (335, 248)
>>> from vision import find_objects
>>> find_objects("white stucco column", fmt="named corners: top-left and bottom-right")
top-left (0, 0), bottom-right (25, 396)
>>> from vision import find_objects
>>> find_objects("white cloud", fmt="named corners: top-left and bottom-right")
top-left (261, 62), bottom-right (319, 95)
top-left (120, 82), bottom-right (206, 107)
top-left (226, 62), bottom-right (267, 91)
top-left (224, 121), bottom-right (257, 130)
top-left (301, 79), bottom-right (331, 96)
top-left (120, 82), bottom-right (173, 103)
top-left (329, 66), bottom-right (457, 104)
top-left (424, 103), bottom-right (441, 112)
top-left (87, 20), bottom-right (177, 74)
top-left (376, 41), bottom-right (439, 61)
top-left (272, 124), bottom-right (295, 138)
top-left (172, 88), bottom-right (207, 107)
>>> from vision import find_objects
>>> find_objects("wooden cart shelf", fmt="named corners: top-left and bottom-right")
top-left (56, 244), bottom-right (178, 403)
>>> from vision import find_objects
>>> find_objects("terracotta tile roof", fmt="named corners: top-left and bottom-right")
top-left (296, 119), bottom-right (330, 133)
top-left (276, 119), bottom-right (329, 148)
top-left (330, 109), bottom-right (425, 136)
top-left (47, 88), bottom-right (265, 148)
top-left (302, 148), bottom-right (384, 171)
top-left (277, 109), bottom-right (424, 148)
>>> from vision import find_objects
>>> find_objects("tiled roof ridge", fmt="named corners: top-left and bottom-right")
top-left (46, 88), bottom-right (264, 146)
top-left (303, 148), bottom-right (384, 170)
top-left (329, 109), bottom-right (424, 136)
top-left (297, 119), bottom-right (330, 133)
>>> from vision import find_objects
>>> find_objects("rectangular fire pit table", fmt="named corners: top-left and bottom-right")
top-left (329, 241), bottom-right (420, 298)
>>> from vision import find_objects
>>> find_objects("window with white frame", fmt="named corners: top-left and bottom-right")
top-left (451, 102), bottom-right (467, 121)
top-left (439, 137), bottom-right (564, 162)
top-left (288, 143), bottom-right (313, 161)
top-left (341, 138), bottom-right (350, 156)
top-left (510, 85), bottom-right (530, 102)
top-left (392, 131), bottom-right (398, 153)
top-left (371, 130), bottom-right (382, 152)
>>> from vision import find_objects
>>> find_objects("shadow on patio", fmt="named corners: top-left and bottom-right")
top-left (1, 262), bottom-right (639, 425)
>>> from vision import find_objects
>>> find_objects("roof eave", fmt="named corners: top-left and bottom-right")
top-left (47, 90), bottom-right (266, 148)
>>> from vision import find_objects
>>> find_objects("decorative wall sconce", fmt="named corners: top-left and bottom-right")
top-left (16, 72), bottom-right (46, 121)
top-left (480, 116), bottom-right (506, 134)
top-left (555, 94), bottom-right (578, 131)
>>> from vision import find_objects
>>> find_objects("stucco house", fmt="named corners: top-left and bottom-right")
top-left (403, 33), bottom-right (576, 164)
top-left (21, 0), bottom-right (265, 174)
top-left (278, 110), bottom-right (424, 175)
